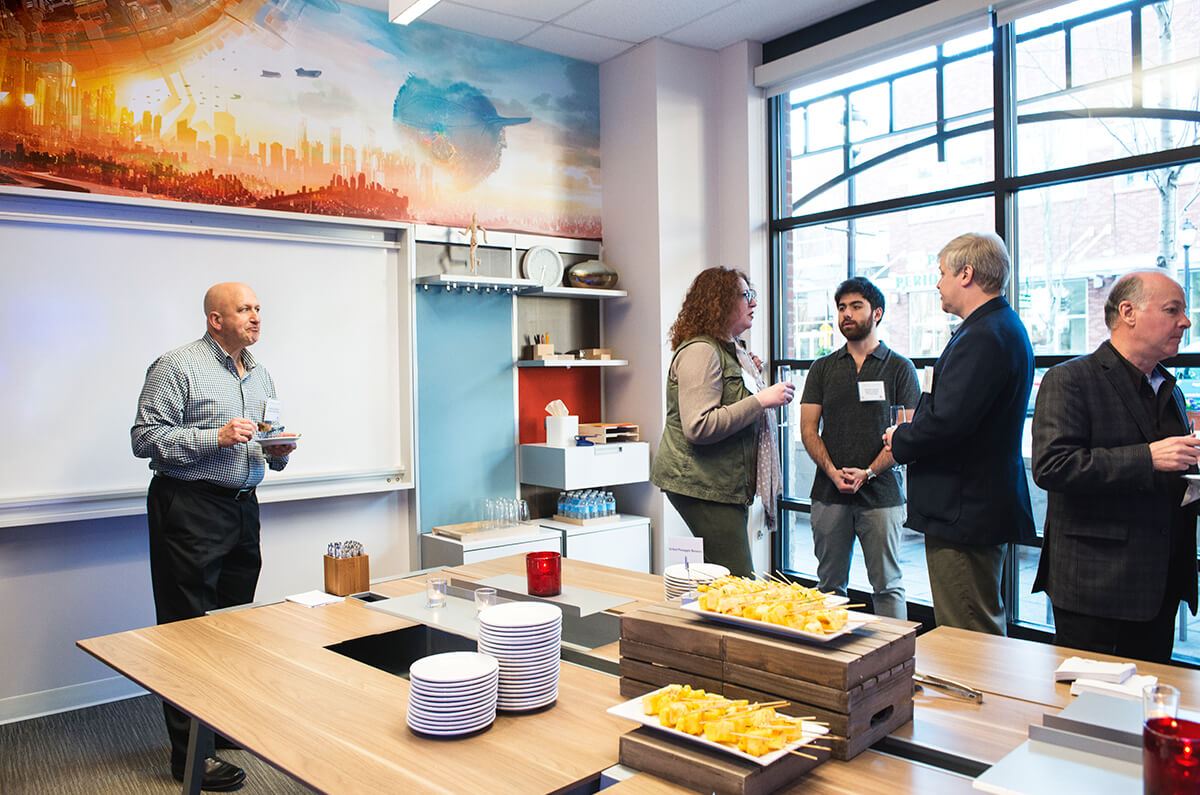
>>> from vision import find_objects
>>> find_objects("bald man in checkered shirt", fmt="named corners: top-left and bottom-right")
top-left (132, 282), bottom-right (296, 789)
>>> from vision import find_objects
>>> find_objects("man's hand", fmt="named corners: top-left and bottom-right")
top-left (756, 381), bottom-right (796, 409)
top-left (218, 418), bottom-right (257, 448)
top-left (837, 467), bottom-right (871, 494)
top-left (882, 425), bottom-right (897, 452)
top-left (1150, 435), bottom-right (1200, 472)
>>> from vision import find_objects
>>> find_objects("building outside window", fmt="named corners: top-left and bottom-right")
top-left (769, 0), bottom-right (1200, 660)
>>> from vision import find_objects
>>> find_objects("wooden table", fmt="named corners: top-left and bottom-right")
top-left (891, 626), bottom-right (1200, 767)
top-left (81, 556), bottom-right (1197, 794)
top-left (79, 572), bottom-right (632, 794)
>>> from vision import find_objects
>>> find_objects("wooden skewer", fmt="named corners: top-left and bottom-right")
top-left (787, 749), bottom-right (820, 760)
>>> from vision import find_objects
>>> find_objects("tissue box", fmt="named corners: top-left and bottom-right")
top-left (546, 416), bottom-right (579, 447)
top-left (323, 554), bottom-right (369, 597)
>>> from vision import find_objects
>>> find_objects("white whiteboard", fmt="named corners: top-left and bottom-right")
top-left (0, 194), bottom-right (410, 523)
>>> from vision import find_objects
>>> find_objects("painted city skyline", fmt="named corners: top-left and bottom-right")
top-left (0, 0), bottom-right (602, 237)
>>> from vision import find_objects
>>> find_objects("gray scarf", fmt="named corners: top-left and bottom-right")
top-left (735, 344), bottom-right (783, 530)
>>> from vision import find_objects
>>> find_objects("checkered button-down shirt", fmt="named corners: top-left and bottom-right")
top-left (132, 334), bottom-right (288, 489)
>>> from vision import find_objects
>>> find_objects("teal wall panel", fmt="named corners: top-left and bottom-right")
top-left (415, 289), bottom-right (516, 534)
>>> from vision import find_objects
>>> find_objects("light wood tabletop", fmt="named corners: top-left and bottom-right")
top-left (604, 750), bottom-right (976, 795)
top-left (79, 577), bottom-right (631, 794)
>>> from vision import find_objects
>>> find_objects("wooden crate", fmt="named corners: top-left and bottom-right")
top-left (618, 603), bottom-right (917, 760)
top-left (619, 726), bottom-right (829, 795)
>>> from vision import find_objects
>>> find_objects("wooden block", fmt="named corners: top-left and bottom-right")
top-left (621, 638), bottom-right (724, 679)
top-left (619, 727), bottom-right (828, 795)
top-left (578, 348), bottom-right (612, 360)
top-left (620, 677), bottom-right (662, 700)
top-left (323, 554), bottom-right (369, 597)
top-left (578, 422), bottom-right (640, 443)
top-left (551, 513), bottom-right (624, 527)
top-left (621, 604), bottom-right (726, 660)
top-left (620, 658), bottom-right (725, 695)
top-left (722, 619), bottom-right (917, 690)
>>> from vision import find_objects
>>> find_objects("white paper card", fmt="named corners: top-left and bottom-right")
top-left (858, 381), bottom-right (885, 402)
top-left (264, 398), bottom-right (284, 423)
top-left (920, 367), bottom-right (935, 393)
top-left (286, 589), bottom-right (343, 608)
top-left (666, 536), bottom-right (704, 567)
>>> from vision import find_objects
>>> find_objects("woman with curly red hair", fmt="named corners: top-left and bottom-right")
top-left (650, 267), bottom-right (795, 576)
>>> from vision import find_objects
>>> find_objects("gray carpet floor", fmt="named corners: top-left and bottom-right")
top-left (0, 695), bottom-right (317, 794)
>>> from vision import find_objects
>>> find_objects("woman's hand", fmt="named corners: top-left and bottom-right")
top-left (755, 381), bottom-right (795, 409)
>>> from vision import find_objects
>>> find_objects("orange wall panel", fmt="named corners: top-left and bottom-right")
top-left (517, 368), bottom-right (603, 444)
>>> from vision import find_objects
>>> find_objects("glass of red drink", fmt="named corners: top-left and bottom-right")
top-left (1144, 716), bottom-right (1200, 795)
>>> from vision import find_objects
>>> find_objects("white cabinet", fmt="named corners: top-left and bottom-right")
top-left (537, 516), bottom-right (651, 572)
top-left (420, 527), bottom-right (562, 567)
top-left (519, 442), bottom-right (649, 490)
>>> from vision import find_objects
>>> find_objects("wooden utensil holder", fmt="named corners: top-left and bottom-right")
top-left (324, 554), bottom-right (369, 596)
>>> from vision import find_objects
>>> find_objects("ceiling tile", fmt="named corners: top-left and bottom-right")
top-left (450, 0), bottom-right (591, 24)
top-left (517, 24), bottom-right (636, 63)
top-left (555, 0), bottom-right (731, 43)
top-left (420, 1), bottom-right (542, 39)
top-left (665, 0), bottom-right (873, 50)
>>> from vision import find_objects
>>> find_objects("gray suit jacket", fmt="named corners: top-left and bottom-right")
top-left (1031, 342), bottom-right (1197, 621)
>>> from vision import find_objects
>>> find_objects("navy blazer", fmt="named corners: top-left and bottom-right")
top-left (891, 296), bottom-right (1036, 545)
top-left (1031, 342), bottom-right (1198, 621)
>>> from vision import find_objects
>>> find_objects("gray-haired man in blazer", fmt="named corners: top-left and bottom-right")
top-left (1032, 270), bottom-right (1200, 663)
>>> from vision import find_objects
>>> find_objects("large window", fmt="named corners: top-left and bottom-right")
top-left (771, 0), bottom-right (1200, 658)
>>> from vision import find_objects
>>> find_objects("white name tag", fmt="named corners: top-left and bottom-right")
top-left (858, 381), bottom-right (886, 402)
top-left (263, 398), bottom-right (284, 423)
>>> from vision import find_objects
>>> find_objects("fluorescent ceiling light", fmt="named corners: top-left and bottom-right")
top-left (390, 0), bottom-right (441, 25)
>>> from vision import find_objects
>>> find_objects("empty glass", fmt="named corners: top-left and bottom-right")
top-left (474, 587), bottom-right (498, 614)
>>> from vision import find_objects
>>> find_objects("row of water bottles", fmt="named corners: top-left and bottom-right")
top-left (557, 490), bottom-right (617, 520)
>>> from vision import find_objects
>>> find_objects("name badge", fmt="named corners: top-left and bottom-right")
top-left (742, 369), bottom-right (760, 394)
top-left (858, 381), bottom-right (885, 402)
top-left (263, 398), bottom-right (284, 423)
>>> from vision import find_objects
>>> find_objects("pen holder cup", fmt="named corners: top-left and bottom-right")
top-left (324, 554), bottom-right (370, 597)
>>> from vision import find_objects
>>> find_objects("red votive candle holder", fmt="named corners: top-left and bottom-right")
top-left (1144, 716), bottom-right (1200, 795)
top-left (526, 551), bottom-right (561, 597)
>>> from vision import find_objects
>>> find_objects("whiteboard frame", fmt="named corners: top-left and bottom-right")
top-left (0, 188), bottom-right (417, 527)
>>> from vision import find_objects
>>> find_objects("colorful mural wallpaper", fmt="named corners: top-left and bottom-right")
top-left (0, 0), bottom-right (602, 237)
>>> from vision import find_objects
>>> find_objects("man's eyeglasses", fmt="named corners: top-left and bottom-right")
top-left (741, 288), bottom-right (757, 303)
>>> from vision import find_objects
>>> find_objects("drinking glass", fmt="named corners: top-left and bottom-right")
top-left (425, 576), bottom-right (448, 608)
top-left (474, 587), bottom-right (498, 614)
top-left (1143, 684), bottom-right (1200, 795)
top-left (518, 500), bottom-right (530, 523)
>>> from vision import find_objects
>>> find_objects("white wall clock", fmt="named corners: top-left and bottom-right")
top-left (521, 246), bottom-right (565, 288)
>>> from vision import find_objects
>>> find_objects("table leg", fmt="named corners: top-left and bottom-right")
top-left (181, 717), bottom-right (213, 795)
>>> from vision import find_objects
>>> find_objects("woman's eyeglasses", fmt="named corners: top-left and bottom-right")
top-left (741, 288), bottom-right (757, 303)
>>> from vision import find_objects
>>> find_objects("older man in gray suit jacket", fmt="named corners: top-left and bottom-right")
top-left (1032, 270), bottom-right (1200, 663)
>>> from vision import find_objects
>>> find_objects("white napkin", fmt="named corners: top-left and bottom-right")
top-left (1070, 673), bottom-right (1157, 700)
top-left (545, 399), bottom-right (569, 417)
top-left (286, 589), bottom-right (343, 607)
top-left (1054, 655), bottom-right (1137, 683)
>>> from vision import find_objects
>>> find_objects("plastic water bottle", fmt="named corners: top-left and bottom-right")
top-left (605, 491), bottom-right (616, 517)
top-left (557, 492), bottom-right (567, 517)
top-left (569, 491), bottom-right (584, 520)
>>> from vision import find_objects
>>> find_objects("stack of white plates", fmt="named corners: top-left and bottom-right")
top-left (477, 601), bottom-right (562, 712)
top-left (663, 562), bottom-right (730, 599)
top-left (406, 651), bottom-right (499, 736)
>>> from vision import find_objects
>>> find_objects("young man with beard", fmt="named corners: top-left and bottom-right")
top-left (799, 277), bottom-right (919, 618)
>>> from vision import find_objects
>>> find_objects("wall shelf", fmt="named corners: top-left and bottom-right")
top-left (517, 359), bottom-right (628, 368)
top-left (415, 274), bottom-right (537, 293)
top-left (525, 286), bottom-right (627, 299)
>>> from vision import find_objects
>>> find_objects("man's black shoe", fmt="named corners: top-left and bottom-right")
top-left (215, 735), bottom-right (242, 751)
top-left (170, 756), bottom-right (246, 791)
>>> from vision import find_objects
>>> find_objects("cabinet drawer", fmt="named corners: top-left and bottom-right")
top-left (519, 442), bottom-right (649, 490)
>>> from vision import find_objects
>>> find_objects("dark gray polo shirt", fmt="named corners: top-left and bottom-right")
top-left (800, 341), bottom-right (920, 508)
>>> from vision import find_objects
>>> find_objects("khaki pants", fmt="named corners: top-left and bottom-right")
top-left (924, 534), bottom-right (1007, 635)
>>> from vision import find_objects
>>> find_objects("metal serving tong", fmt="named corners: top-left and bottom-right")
top-left (913, 671), bottom-right (984, 702)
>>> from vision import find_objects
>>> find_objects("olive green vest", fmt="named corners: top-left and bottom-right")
top-left (650, 336), bottom-right (758, 505)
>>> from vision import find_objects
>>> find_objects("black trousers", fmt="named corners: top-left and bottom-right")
top-left (1052, 596), bottom-right (1181, 665)
top-left (147, 475), bottom-right (261, 763)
